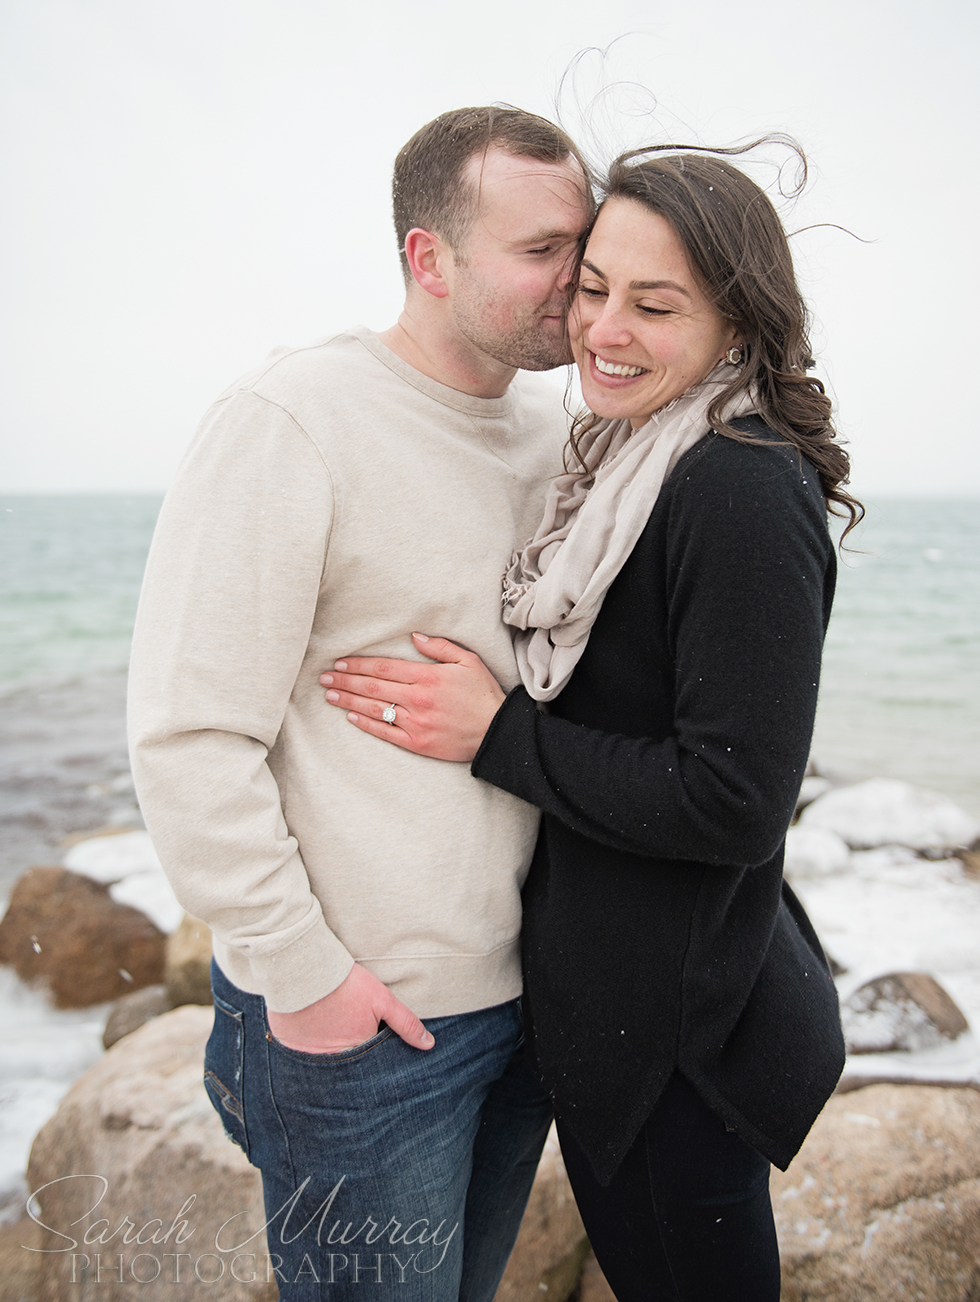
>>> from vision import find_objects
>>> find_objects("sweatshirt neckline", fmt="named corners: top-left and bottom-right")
top-left (351, 326), bottom-right (517, 419)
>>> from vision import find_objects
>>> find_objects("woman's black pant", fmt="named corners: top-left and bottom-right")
top-left (557, 1073), bottom-right (781, 1301)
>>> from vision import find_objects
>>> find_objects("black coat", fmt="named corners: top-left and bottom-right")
top-left (472, 420), bottom-right (846, 1185)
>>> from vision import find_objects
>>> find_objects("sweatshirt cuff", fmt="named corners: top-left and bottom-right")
top-left (246, 920), bottom-right (355, 1013)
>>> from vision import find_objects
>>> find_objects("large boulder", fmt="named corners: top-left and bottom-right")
top-left (773, 1083), bottom-right (980, 1300)
top-left (0, 866), bottom-right (165, 1007)
top-left (0, 1213), bottom-right (44, 1300)
top-left (25, 1001), bottom-right (587, 1302)
top-left (578, 1250), bottom-right (616, 1301)
top-left (799, 778), bottom-right (980, 853)
top-left (26, 1005), bottom-right (274, 1301)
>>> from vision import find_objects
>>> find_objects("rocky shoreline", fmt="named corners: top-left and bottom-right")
top-left (1, 770), bottom-right (979, 1300)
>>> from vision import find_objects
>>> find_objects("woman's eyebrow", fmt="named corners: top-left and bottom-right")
top-left (631, 280), bottom-right (690, 297)
top-left (581, 259), bottom-right (691, 298)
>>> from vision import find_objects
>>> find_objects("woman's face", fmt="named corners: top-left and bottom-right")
top-left (570, 197), bottom-right (738, 429)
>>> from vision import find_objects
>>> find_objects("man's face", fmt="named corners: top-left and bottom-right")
top-left (445, 148), bottom-right (592, 371)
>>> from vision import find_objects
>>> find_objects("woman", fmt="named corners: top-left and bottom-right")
top-left (321, 145), bottom-right (860, 1300)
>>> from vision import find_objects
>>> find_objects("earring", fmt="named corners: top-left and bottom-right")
top-left (724, 345), bottom-right (743, 366)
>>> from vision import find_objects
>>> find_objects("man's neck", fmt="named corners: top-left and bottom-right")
top-left (378, 306), bottom-right (517, 401)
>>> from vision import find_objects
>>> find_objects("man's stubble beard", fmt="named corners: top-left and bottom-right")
top-left (451, 284), bottom-right (572, 372)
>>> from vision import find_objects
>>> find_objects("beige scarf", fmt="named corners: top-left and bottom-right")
top-left (502, 366), bottom-right (758, 701)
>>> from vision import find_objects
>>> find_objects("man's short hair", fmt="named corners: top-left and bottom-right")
top-left (392, 106), bottom-right (589, 283)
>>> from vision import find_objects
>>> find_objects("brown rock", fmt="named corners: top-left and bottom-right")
top-left (957, 847), bottom-right (980, 881)
top-left (842, 971), bottom-right (970, 1054)
top-left (26, 1005), bottom-right (274, 1301)
top-left (494, 1126), bottom-right (588, 1302)
top-left (102, 984), bottom-right (171, 1049)
top-left (165, 913), bottom-right (213, 1007)
top-left (0, 1213), bottom-right (43, 1301)
top-left (577, 1249), bottom-right (616, 1302)
top-left (773, 1083), bottom-right (980, 1300)
top-left (0, 867), bottom-right (165, 1008)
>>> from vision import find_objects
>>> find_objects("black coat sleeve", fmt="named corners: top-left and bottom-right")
top-left (472, 434), bottom-right (836, 868)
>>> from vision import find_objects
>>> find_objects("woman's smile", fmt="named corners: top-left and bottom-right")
top-left (591, 353), bottom-right (649, 379)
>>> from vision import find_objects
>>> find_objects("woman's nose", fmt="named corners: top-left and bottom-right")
top-left (586, 302), bottom-right (632, 350)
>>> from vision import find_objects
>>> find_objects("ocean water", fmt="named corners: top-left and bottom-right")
top-left (812, 499), bottom-right (980, 818)
top-left (0, 496), bottom-right (161, 686)
top-left (0, 496), bottom-right (161, 889)
top-left (0, 493), bottom-right (978, 893)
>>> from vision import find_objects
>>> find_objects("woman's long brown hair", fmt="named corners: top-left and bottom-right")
top-left (569, 141), bottom-right (864, 539)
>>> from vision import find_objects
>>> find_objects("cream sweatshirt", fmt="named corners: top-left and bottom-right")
top-left (128, 328), bottom-right (567, 1015)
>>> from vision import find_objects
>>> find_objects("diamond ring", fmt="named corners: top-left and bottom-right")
top-left (382, 704), bottom-right (397, 724)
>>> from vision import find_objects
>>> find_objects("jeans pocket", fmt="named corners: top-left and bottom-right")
top-left (266, 1024), bottom-right (394, 1066)
top-left (204, 992), bottom-right (250, 1158)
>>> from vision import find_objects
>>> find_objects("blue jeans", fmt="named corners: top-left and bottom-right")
top-left (204, 962), bottom-right (553, 1300)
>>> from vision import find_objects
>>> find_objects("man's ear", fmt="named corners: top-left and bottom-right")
top-left (403, 228), bottom-right (452, 299)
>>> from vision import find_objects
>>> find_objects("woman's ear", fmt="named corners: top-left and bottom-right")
top-left (403, 228), bottom-right (451, 300)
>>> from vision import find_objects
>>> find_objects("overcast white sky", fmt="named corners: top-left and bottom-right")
top-left (1, 0), bottom-right (977, 496)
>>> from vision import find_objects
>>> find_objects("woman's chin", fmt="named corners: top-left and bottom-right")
top-left (585, 398), bottom-right (651, 426)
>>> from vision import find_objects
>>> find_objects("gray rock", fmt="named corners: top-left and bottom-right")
top-left (842, 971), bottom-right (970, 1055)
top-left (102, 984), bottom-right (171, 1049)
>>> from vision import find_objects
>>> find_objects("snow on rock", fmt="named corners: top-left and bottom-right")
top-left (798, 848), bottom-right (980, 980)
top-left (109, 871), bottom-right (183, 934)
top-left (63, 830), bottom-right (161, 883)
top-left (794, 846), bottom-right (980, 1087)
top-left (841, 972), bottom-right (969, 1055)
top-left (62, 831), bottom-right (182, 934)
top-left (784, 826), bottom-right (850, 880)
top-left (799, 777), bottom-right (980, 852)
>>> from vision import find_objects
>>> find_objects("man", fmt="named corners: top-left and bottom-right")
top-left (128, 107), bottom-right (592, 1299)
